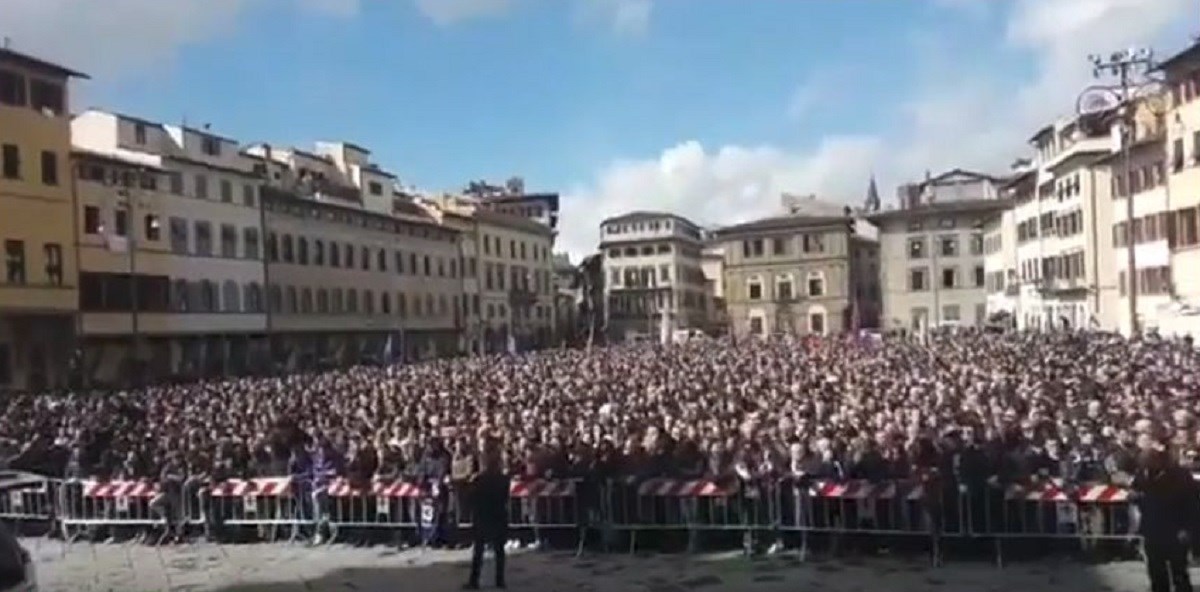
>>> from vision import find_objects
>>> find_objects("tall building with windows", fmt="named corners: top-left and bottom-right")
top-left (710, 211), bottom-right (876, 337)
top-left (429, 193), bottom-right (556, 353)
top-left (1148, 41), bottom-right (1200, 337)
top-left (870, 170), bottom-right (1008, 331)
top-left (71, 110), bottom-right (269, 383)
top-left (982, 168), bottom-right (1033, 323)
top-left (244, 143), bottom-right (464, 364)
top-left (599, 212), bottom-right (708, 341)
top-left (0, 49), bottom-right (86, 390)
top-left (1011, 114), bottom-right (1122, 331)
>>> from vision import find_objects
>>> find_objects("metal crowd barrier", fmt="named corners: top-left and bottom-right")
top-left (0, 471), bottom-right (58, 533)
top-left (7, 473), bottom-right (1192, 565)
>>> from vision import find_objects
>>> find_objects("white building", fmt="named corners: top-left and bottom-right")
top-left (982, 169), bottom-right (1030, 322)
top-left (1150, 42), bottom-right (1200, 337)
top-left (70, 109), bottom-right (268, 382)
top-left (599, 211), bottom-right (708, 341)
top-left (1011, 113), bottom-right (1120, 331)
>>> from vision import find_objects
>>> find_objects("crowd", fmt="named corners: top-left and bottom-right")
top-left (1, 331), bottom-right (1199, 489)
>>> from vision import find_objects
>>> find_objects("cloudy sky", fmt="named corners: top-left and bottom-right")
top-left (5, 0), bottom-right (1197, 257)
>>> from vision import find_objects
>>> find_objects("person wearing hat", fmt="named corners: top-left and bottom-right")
top-left (1132, 439), bottom-right (1200, 592)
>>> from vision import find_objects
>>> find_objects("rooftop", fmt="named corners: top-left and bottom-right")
top-left (865, 198), bottom-right (1011, 223)
top-left (600, 210), bottom-right (699, 227)
top-left (712, 214), bottom-right (849, 237)
top-left (0, 47), bottom-right (89, 79)
top-left (1155, 40), bottom-right (1200, 73)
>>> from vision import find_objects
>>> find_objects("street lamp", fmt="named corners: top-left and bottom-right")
top-left (1077, 47), bottom-right (1166, 336)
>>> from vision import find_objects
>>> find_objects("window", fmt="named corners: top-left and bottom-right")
top-left (0, 69), bottom-right (26, 106)
top-left (244, 228), bottom-right (260, 259)
top-left (969, 234), bottom-right (983, 256)
top-left (328, 242), bottom-right (339, 267)
top-left (220, 179), bottom-right (233, 203)
top-left (910, 307), bottom-right (928, 330)
top-left (974, 265), bottom-right (985, 288)
top-left (909, 268), bottom-right (928, 291)
top-left (29, 79), bottom-right (64, 115)
top-left (84, 206), bottom-right (102, 234)
top-left (772, 237), bottom-right (787, 255)
top-left (201, 136), bottom-right (221, 156)
top-left (939, 236), bottom-right (958, 257)
top-left (40, 151), bottom-right (58, 185)
top-left (748, 279), bottom-right (763, 300)
top-left (368, 181), bottom-right (383, 195)
top-left (941, 267), bottom-right (957, 288)
top-left (809, 311), bottom-right (825, 335)
top-left (659, 264), bottom-right (670, 282)
top-left (144, 215), bottom-right (161, 241)
top-left (194, 174), bottom-right (208, 199)
top-left (361, 246), bottom-right (371, 271)
top-left (1194, 130), bottom-right (1200, 164)
top-left (937, 218), bottom-right (956, 229)
top-left (807, 272), bottom-right (825, 297)
top-left (243, 184), bottom-right (256, 206)
top-left (777, 277), bottom-right (794, 301)
top-left (378, 249), bottom-right (387, 272)
top-left (943, 305), bottom-right (961, 323)
top-left (344, 244), bottom-right (354, 268)
top-left (908, 237), bottom-right (926, 259)
top-left (749, 316), bottom-right (764, 335)
top-left (1, 144), bottom-right (19, 179)
top-left (281, 235), bottom-right (294, 263)
top-left (44, 243), bottom-right (62, 286)
top-left (169, 173), bottom-right (183, 195)
top-left (169, 217), bottom-right (189, 254)
top-left (1173, 138), bottom-right (1185, 172)
top-left (220, 224), bottom-right (237, 258)
top-left (4, 240), bottom-right (25, 284)
top-left (134, 123), bottom-right (147, 145)
top-left (802, 234), bottom-right (824, 253)
top-left (194, 221), bottom-right (213, 256)
top-left (113, 208), bottom-right (128, 237)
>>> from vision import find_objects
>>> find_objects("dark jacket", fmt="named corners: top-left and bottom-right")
top-left (469, 470), bottom-right (510, 536)
top-left (1132, 464), bottom-right (1200, 543)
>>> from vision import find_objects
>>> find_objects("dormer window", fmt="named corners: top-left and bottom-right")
top-left (201, 136), bottom-right (221, 156)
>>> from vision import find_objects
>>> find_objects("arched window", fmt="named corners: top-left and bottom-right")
top-left (775, 273), bottom-right (794, 301)
top-left (281, 234), bottom-right (294, 263)
top-left (285, 286), bottom-right (298, 313)
top-left (314, 239), bottom-right (325, 265)
top-left (244, 283), bottom-right (263, 313)
top-left (173, 279), bottom-right (189, 312)
top-left (329, 242), bottom-right (340, 268)
top-left (316, 288), bottom-right (329, 313)
top-left (363, 290), bottom-right (375, 315)
top-left (297, 237), bottom-right (309, 265)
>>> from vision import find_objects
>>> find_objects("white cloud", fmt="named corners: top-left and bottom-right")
top-left (556, 0), bottom-right (1196, 259)
top-left (1, 0), bottom-right (250, 77)
top-left (576, 0), bottom-right (653, 37)
top-left (414, 0), bottom-right (512, 26)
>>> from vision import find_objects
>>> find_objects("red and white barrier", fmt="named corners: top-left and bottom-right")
top-left (511, 479), bottom-right (575, 497)
top-left (325, 479), bottom-right (423, 498)
top-left (210, 477), bottom-right (292, 497)
top-left (82, 480), bottom-right (160, 498)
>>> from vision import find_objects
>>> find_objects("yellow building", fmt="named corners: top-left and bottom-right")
top-left (0, 49), bottom-right (87, 391)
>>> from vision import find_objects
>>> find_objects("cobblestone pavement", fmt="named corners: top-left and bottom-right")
top-left (22, 538), bottom-right (1191, 592)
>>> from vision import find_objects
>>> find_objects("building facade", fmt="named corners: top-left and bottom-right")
top-left (982, 170), bottom-right (1031, 323)
top-left (245, 142), bottom-right (463, 364)
top-left (871, 171), bottom-right (1009, 331)
top-left (599, 212), bottom-right (708, 341)
top-left (1149, 42), bottom-right (1200, 337)
top-left (71, 110), bottom-right (269, 384)
top-left (711, 213), bottom-right (875, 337)
top-left (431, 194), bottom-right (556, 352)
top-left (0, 49), bottom-right (86, 390)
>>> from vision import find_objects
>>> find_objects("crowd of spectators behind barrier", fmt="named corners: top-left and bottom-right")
top-left (2, 331), bottom-right (1199, 492)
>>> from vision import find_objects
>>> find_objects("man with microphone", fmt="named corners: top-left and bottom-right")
top-left (464, 443), bottom-right (509, 590)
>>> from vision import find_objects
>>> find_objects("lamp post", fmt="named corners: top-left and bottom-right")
top-left (1079, 47), bottom-right (1166, 336)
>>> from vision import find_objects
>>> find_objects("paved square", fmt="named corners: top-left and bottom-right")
top-left (23, 538), bottom-right (1194, 592)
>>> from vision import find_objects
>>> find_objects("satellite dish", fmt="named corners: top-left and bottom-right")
top-left (1076, 86), bottom-right (1121, 116)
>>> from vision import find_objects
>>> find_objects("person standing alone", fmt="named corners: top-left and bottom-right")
top-left (1133, 443), bottom-right (1199, 592)
top-left (465, 444), bottom-right (509, 590)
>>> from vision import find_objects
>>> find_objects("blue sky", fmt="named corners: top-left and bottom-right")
top-left (7, 0), bottom-right (1197, 256)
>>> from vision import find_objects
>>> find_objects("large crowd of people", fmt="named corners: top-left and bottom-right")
top-left (2, 331), bottom-right (1198, 488)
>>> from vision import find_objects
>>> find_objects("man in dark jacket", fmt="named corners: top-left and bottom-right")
top-left (465, 446), bottom-right (509, 590)
top-left (1133, 446), bottom-right (1199, 592)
